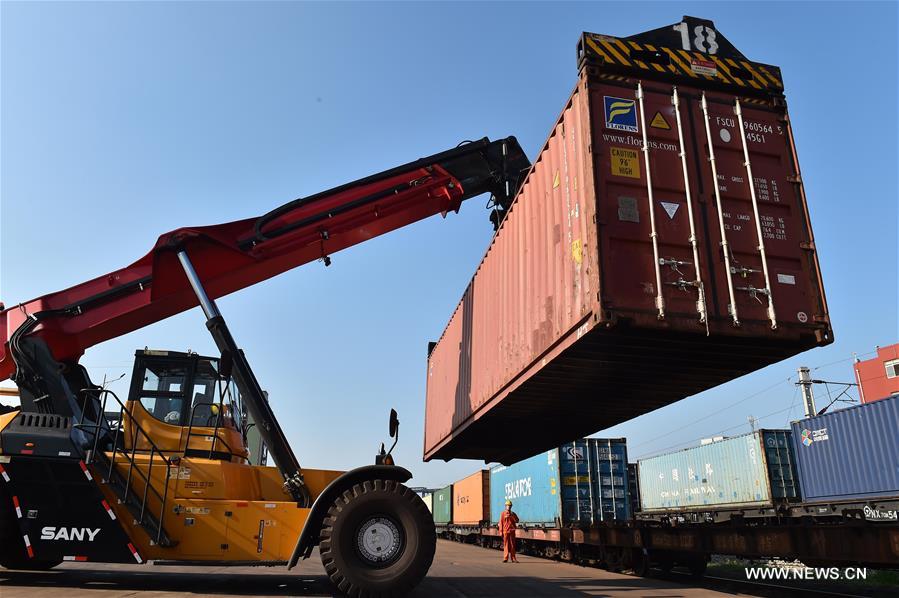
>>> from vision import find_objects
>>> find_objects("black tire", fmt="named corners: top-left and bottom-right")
top-left (319, 479), bottom-right (436, 598)
top-left (0, 489), bottom-right (61, 571)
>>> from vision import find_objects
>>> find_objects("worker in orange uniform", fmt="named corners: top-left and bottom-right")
top-left (499, 499), bottom-right (519, 562)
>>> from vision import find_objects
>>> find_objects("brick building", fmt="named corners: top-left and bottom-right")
top-left (854, 343), bottom-right (899, 403)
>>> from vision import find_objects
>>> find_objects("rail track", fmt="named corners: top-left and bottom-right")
top-left (460, 536), bottom-right (896, 598)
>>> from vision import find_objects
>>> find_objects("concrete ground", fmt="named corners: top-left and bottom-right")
top-left (0, 539), bottom-right (754, 597)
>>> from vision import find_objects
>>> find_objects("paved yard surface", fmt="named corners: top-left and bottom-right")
top-left (0, 539), bottom-right (756, 597)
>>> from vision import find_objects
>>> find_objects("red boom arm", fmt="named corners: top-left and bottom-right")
top-left (1, 138), bottom-right (528, 381)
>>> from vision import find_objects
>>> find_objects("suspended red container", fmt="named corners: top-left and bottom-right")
top-left (424, 17), bottom-right (832, 465)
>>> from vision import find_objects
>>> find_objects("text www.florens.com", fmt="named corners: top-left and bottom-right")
top-left (745, 567), bottom-right (867, 581)
top-left (601, 133), bottom-right (678, 152)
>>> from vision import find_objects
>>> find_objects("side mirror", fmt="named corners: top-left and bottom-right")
top-left (389, 409), bottom-right (399, 439)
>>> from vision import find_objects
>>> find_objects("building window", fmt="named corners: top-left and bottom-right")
top-left (885, 359), bottom-right (899, 379)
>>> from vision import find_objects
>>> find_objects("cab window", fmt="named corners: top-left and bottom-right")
top-left (138, 362), bottom-right (188, 425)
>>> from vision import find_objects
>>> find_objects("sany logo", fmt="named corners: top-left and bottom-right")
top-left (41, 527), bottom-right (101, 542)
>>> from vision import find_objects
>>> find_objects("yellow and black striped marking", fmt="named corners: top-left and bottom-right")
top-left (581, 34), bottom-right (783, 92)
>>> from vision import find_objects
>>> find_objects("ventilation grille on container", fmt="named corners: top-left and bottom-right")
top-left (15, 412), bottom-right (71, 430)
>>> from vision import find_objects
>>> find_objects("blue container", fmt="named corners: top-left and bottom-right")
top-left (637, 430), bottom-right (799, 512)
top-left (791, 396), bottom-right (899, 503)
top-left (489, 438), bottom-right (630, 526)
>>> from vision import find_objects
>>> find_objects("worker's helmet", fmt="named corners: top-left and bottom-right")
top-left (505, 500), bottom-right (512, 506)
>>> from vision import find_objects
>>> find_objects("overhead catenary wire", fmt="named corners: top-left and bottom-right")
top-left (785, 383), bottom-right (801, 426)
top-left (629, 376), bottom-right (791, 450)
top-left (811, 351), bottom-right (876, 371)
top-left (639, 404), bottom-right (799, 459)
top-left (629, 348), bottom-right (876, 457)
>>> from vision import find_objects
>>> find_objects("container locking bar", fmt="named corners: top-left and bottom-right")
top-left (700, 92), bottom-right (740, 326)
top-left (672, 87), bottom-right (709, 332)
top-left (734, 99), bottom-right (777, 330)
top-left (636, 82), bottom-right (665, 320)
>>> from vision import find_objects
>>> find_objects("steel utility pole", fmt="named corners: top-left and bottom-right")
top-left (798, 366), bottom-right (816, 417)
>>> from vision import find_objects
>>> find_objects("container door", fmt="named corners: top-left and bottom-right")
top-left (592, 439), bottom-right (630, 521)
top-left (559, 441), bottom-right (593, 525)
top-left (591, 81), bottom-right (710, 325)
top-left (761, 430), bottom-right (799, 500)
top-left (688, 90), bottom-right (823, 330)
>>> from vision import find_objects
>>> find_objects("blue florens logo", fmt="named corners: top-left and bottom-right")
top-left (604, 96), bottom-right (638, 133)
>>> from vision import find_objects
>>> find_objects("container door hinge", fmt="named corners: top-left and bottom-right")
top-left (786, 174), bottom-right (802, 184)
top-left (799, 241), bottom-right (815, 250)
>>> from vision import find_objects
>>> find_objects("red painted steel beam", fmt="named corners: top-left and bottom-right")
top-left (0, 138), bottom-right (527, 380)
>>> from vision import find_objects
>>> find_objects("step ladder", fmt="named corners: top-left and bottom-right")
top-left (699, 92), bottom-right (777, 329)
top-left (78, 389), bottom-right (177, 547)
top-left (635, 83), bottom-right (709, 327)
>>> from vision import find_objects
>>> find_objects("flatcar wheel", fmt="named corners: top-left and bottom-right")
top-left (319, 479), bottom-right (436, 598)
top-left (658, 557), bottom-right (674, 574)
top-left (631, 549), bottom-right (651, 577)
top-left (687, 556), bottom-right (708, 579)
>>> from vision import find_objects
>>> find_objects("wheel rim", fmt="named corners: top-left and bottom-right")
top-left (355, 515), bottom-right (404, 567)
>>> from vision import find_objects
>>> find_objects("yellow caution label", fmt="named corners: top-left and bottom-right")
top-left (553, 170), bottom-right (561, 188)
top-left (571, 239), bottom-right (583, 264)
top-left (650, 111), bottom-right (671, 130)
top-left (562, 475), bottom-right (591, 485)
top-left (610, 147), bottom-right (640, 179)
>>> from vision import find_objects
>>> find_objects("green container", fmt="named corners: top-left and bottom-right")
top-left (432, 485), bottom-right (452, 524)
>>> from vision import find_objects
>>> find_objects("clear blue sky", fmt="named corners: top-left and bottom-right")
top-left (2, 2), bottom-right (896, 488)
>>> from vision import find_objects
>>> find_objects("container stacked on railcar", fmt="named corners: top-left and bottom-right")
top-left (424, 15), bottom-right (832, 465)
top-left (430, 401), bottom-right (898, 532)
top-left (490, 438), bottom-right (631, 527)
top-left (427, 398), bottom-right (898, 569)
top-left (452, 470), bottom-right (490, 526)
top-left (637, 430), bottom-right (800, 515)
top-left (791, 394), bottom-right (899, 506)
top-left (433, 485), bottom-right (452, 526)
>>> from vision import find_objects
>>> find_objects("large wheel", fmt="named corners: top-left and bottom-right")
top-left (0, 490), bottom-right (61, 571)
top-left (319, 479), bottom-right (436, 598)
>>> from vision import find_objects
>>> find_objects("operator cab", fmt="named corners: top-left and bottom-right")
top-left (126, 349), bottom-right (249, 461)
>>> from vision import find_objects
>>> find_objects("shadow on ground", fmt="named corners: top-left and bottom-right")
top-left (0, 567), bottom-right (697, 597)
